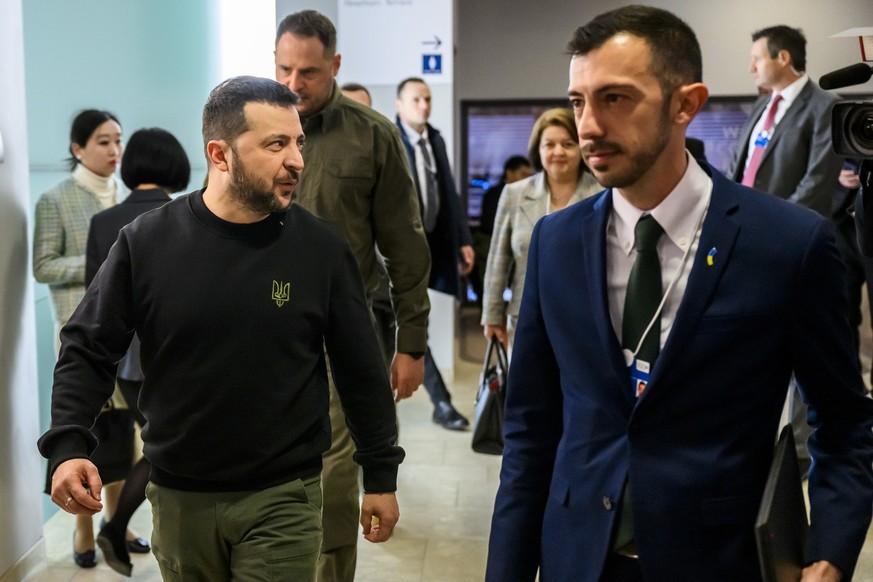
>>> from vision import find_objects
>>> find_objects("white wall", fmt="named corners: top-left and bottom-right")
top-left (0, 0), bottom-right (45, 578)
top-left (457, 0), bottom-right (873, 101)
top-left (275, 0), bottom-right (455, 149)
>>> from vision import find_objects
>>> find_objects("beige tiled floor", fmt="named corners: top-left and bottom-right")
top-left (22, 306), bottom-right (873, 581)
top-left (24, 350), bottom-right (498, 582)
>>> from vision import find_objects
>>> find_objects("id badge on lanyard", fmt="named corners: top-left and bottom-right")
top-left (628, 356), bottom-right (650, 398)
top-left (623, 349), bottom-right (650, 398)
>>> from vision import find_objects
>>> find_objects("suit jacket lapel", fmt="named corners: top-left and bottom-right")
top-left (760, 83), bottom-right (811, 166)
top-left (518, 173), bottom-right (547, 228)
top-left (583, 191), bottom-right (634, 400)
top-left (647, 172), bottom-right (740, 392)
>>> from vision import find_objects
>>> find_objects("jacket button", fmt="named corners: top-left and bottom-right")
top-left (602, 496), bottom-right (614, 511)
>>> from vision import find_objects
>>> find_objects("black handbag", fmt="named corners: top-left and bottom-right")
top-left (471, 337), bottom-right (509, 455)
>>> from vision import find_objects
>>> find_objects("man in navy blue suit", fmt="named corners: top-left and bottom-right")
top-left (486, 6), bottom-right (873, 582)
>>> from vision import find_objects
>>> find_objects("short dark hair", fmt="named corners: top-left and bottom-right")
top-left (752, 25), bottom-right (806, 72)
top-left (121, 128), bottom-right (190, 193)
top-left (566, 5), bottom-right (702, 97)
top-left (528, 108), bottom-right (579, 172)
top-left (201, 76), bottom-right (300, 150)
top-left (276, 10), bottom-right (336, 56)
top-left (68, 109), bottom-right (120, 171)
top-left (396, 77), bottom-right (426, 97)
top-left (341, 82), bottom-right (371, 99)
top-left (503, 155), bottom-right (531, 177)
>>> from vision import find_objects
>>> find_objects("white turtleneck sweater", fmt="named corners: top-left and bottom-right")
top-left (72, 163), bottom-right (118, 209)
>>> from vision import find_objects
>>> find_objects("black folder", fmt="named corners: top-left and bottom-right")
top-left (755, 425), bottom-right (809, 582)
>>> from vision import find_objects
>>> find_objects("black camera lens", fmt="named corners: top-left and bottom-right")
top-left (834, 101), bottom-right (873, 159)
top-left (846, 104), bottom-right (873, 157)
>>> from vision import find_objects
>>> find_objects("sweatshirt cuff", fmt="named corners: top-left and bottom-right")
top-left (45, 432), bottom-right (91, 478)
top-left (362, 462), bottom-right (400, 494)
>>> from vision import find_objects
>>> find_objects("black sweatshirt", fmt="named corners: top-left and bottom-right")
top-left (38, 190), bottom-right (403, 493)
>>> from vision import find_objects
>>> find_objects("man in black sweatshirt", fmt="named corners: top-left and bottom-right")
top-left (38, 76), bottom-right (403, 581)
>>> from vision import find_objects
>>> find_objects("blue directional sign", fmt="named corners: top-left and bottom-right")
top-left (338, 1), bottom-right (453, 85)
top-left (422, 54), bottom-right (443, 74)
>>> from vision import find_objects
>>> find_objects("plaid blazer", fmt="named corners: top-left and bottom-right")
top-left (481, 171), bottom-right (602, 327)
top-left (33, 177), bottom-right (108, 324)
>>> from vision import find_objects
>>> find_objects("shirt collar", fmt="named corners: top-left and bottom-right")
top-left (772, 73), bottom-right (808, 108)
top-left (612, 153), bottom-right (712, 256)
top-left (301, 81), bottom-right (341, 133)
top-left (399, 119), bottom-right (427, 144)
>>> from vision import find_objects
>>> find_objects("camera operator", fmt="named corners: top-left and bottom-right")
top-left (831, 159), bottom-right (873, 388)
top-left (819, 59), bottom-right (873, 394)
top-left (820, 63), bottom-right (873, 256)
top-left (854, 161), bottom-right (873, 254)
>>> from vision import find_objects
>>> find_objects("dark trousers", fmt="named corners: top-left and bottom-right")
top-left (423, 347), bottom-right (453, 406)
top-left (373, 269), bottom-right (453, 409)
top-left (147, 477), bottom-right (322, 581)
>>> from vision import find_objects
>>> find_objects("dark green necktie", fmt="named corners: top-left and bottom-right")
top-left (621, 214), bottom-right (665, 365)
top-left (613, 214), bottom-right (664, 554)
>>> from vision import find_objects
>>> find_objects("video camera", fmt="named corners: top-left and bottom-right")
top-left (821, 62), bottom-right (873, 159)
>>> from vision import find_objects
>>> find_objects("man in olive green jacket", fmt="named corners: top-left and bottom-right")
top-left (274, 10), bottom-right (432, 582)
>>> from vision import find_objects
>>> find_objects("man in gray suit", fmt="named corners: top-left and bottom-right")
top-left (726, 25), bottom-right (843, 474)
top-left (726, 25), bottom-right (842, 217)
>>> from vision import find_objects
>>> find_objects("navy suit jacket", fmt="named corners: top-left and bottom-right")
top-left (86, 188), bottom-right (172, 381)
top-left (486, 164), bottom-right (873, 581)
top-left (725, 81), bottom-right (842, 217)
top-left (397, 118), bottom-right (473, 298)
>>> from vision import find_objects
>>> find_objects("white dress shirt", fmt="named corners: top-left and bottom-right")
top-left (606, 154), bottom-right (713, 350)
top-left (399, 120), bottom-right (439, 218)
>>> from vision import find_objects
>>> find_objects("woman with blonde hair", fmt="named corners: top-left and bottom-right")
top-left (481, 108), bottom-right (602, 351)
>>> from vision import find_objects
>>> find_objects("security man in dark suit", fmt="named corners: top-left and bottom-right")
top-left (395, 76), bottom-right (473, 431)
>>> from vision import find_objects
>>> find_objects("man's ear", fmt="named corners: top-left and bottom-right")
top-left (332, 53), bottom-right (341, 77)
top-left (673, 82), bottom-right (709, 126)
top-left (776, 49), bottom-right (792, 68)
top-left (206, 140), bottom-right (231, 172)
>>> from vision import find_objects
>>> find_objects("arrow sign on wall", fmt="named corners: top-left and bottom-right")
top-left (422, 35), bottom-right (442, 49)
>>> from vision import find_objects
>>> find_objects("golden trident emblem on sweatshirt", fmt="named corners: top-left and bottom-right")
top-left (272, 281), bottom-right (290, 307)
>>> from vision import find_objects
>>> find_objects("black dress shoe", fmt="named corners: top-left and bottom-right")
top-left (97, 523), bottom-right (133, 577)
top-left (100, 517), bottom-right (151, 554)
top-left (432, 401), bottom-right (470, 431)
top-left (127, 536), bottom-right (151, 553)
top-left (73, 531), bottom-right (97, 568)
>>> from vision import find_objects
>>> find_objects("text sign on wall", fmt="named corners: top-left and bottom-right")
top-left (337, 0), bottom-right (453, 85)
